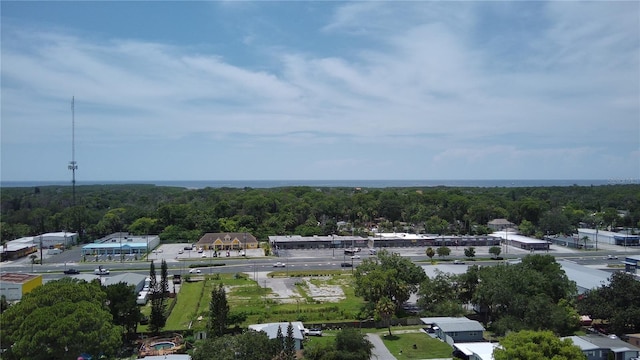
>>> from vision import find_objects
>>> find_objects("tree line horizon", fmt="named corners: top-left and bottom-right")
top-left (1, 184), bottom-right (638, 244)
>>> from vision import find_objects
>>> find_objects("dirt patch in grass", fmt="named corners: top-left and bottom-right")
top-left (304, 278), bottom-right (345, 303)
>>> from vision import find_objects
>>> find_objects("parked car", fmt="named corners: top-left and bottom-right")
top-left (273, 262), bottom-right (286, 268)
top-left (304, 328), bottom-right (323, 336)
top-left (94, 266), bottom-right (110, 275)
top-left (63, 268), bottom-right (79, 275)
top-left (189, 268), bottom-right (201, 274)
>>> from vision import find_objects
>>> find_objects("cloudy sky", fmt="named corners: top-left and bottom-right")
top-left (1, 1), bottom-right (638, 182)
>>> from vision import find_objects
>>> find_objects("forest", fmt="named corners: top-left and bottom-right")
top-left (1, 183), bottom-right (639, 243)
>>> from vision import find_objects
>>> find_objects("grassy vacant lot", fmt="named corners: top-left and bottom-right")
top-left (379, 329), bottom-right (453, 359)
top-left (162, 271), bottom-right (366, 332)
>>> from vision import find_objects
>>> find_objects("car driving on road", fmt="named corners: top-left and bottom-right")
top-left (273, 262), bottom-right (286, 268)
top-left (63, 268), bottom-right (79, 275)
top-left (94, 266), bottom-right (109, 275)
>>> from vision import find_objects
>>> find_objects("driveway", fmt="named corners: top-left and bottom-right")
top-left (366, 333), bottom-right (396, 360)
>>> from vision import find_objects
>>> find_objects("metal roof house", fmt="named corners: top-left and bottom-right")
top-left (248, 322), bottom-right (305, 350)
top-left (563, 335), bottom-right (640, 360)
top-left (421, 317), bottom-right (485, 345)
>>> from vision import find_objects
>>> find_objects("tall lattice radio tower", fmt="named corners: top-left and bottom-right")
top-left (68, 96), bottom-right (78, 206)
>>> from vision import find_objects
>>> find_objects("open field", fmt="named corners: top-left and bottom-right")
top-left (159, 271), bottom-right (367, 331)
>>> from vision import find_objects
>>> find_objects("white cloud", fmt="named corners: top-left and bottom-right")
top-left (1, 1), bottom-right (638, 180)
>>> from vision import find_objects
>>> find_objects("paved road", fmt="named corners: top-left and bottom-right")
top-left (367, 333), bottom-right (397, 360)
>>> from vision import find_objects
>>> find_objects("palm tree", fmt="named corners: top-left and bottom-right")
top-left (425, 247), bottom-right (435, 261)
top-left (581, 236), bottom-right (589, 250)
top-left (376, 296), bottom-right (396, 337)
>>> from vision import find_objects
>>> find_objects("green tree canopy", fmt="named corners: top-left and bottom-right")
top-left (104, 282), bottom-right (140, 338)
top-left (417, 270), bottom-right (465, 317)
top-left (354, 250), bottom-right (426, 310)
top-left (577, 272), bottom-right (640, 335)
top-left (493, 330), bottom-right (586, 360)
top-left (472, 254), bottom-right (579, 335)
top-left (0, 278), bottom-right (122, 360)
top-left (191, 330), bottom-right (277, 360)
top-left (436, 246), bottom-right (451, 258)
top-left (488, 246), bottom-right (501, 258)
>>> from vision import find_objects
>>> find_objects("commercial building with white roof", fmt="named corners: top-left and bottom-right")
top-left (578, 228), bottom-right (639, 246)
top-left (491, 230), bottom-right (550, 250)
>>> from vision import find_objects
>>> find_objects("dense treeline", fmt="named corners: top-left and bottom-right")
top-left (1, 184), bottom-right (639, 243)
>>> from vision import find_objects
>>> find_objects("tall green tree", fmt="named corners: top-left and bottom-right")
top-left (417, 270), bottom-right (465, 317)
top-left (577, 272), bottom-right (640, 335)
top-left (0, 278), bottom-right (122, 360)
top-left (208, 283), bottom-right (229, 337)
top-left (493, 330), bottom-right (586, 360)
top-left (283, 322), bottom-right (296, 360)
top-left (148, 261), bottom-right (166, 334)
top-left (104, 282), bottom-right (140, 339)
top-left (160, 259), bottom-right (169, 295)
top-left (354, 250), bottom-right (426, 311)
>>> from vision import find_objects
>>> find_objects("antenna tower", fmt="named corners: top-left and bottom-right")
top-left (68, 96), bottom-right (78, 206)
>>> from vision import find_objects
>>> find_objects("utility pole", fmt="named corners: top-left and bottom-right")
top-left (68, 96), bottom-right (78, 206)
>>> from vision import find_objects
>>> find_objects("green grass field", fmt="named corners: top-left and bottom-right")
top-left (379, 331), bottom-right (453, 359)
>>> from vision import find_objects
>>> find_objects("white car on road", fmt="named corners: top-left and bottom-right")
top-left (273, 262), bottom-right (286, 268)
top-left (94, 267), bottom-right (110, 275)
top-left (189, 268), bottom-right (201, 274)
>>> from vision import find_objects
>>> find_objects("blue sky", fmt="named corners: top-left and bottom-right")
top-left (1, 1), bottom-right (638, 182)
